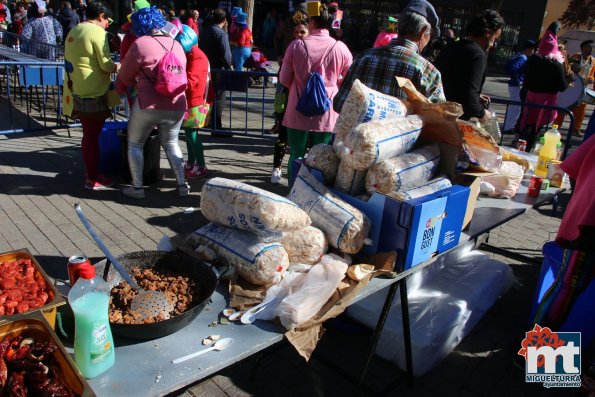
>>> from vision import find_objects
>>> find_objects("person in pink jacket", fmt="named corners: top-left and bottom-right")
top-left (279, 2), bottom-right (352, 181)
top-left (117, 6), bottom-right (189, 199)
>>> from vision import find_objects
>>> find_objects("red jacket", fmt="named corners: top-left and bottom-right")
top-left (185, 46), bottom-right (209, 108)
top-left (187, 17), bottom-right (200, 39)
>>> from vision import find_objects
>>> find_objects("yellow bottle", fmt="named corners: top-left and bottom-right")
top-left (535, 124), bottom-right (561, 178)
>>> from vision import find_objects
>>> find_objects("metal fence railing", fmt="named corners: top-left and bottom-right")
top-left (0, 31), bottom-right (64, 61)
top-left (0, 59), bottom-right (279, 136)
top-left (489, 97), bottom-right (582, 159)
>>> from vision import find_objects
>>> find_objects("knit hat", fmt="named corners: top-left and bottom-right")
top-left (401, 0), bottom-right (439, 38)
top-left (231, 7), bottom-right (242, 18)
top-left (538, 31), bottom-right (563, 63)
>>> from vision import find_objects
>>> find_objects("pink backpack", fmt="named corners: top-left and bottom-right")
top-left (144, 37), bottom-right (187, 98)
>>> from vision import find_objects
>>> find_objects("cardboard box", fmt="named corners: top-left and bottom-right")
top-left (455, 173), bottom-right (483, 230)
top-left (302, 165), bottom-right (469, 270)
top-left (438, 185), bottom-right (471, 252)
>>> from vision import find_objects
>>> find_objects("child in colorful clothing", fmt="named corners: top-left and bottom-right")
top-left (176, 22), bottom-right (210, 178)
top-left (373, 16), bottom-right (398, 48)
top-left (270, 18), bottom-right (308, 184)
top-left (230, 10), bottom-right (252, 71)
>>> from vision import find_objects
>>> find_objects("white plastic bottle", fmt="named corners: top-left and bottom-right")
top-left (68, 266), bottom-right (115, 379)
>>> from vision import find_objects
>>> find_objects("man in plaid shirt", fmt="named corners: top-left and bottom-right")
top-left (334, 0), bottom-right (445, 112)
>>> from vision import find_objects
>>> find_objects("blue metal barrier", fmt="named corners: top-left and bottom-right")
top-left (207, 68), bottom-right (278, 137)
top-left (0, 60), bottom-right (278, 136)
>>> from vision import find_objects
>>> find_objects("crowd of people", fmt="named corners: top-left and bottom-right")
top-left (3, 0), bottom-right (594, 338)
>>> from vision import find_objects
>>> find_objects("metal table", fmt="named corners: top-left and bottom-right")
top-left (84, 274), bottom-right (401, 397)
top-left (79, 178), bottom-right (567, 396)
top-left (354, 177), bottom-right (567, 393)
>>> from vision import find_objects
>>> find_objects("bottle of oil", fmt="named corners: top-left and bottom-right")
top-left (535, 124), bottom-right (561, 178)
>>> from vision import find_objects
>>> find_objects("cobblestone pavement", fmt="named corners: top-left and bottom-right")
top-left (0, 76), bottom-right (592, 397)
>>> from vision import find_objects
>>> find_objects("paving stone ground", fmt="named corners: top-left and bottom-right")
top-left (0, 76), bottom-right (592, 397)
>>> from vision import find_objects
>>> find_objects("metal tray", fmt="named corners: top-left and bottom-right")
top-left (0, 248), bottom-right (67, 324)
top-left (0, 312), bottom-right (95, 396)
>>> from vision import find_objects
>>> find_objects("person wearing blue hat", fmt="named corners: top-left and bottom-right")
top-left (503, 39), bottom-right (536, 134)
top-left (230, 10), bottom-right (253, 70)
top-left (177, 24), bottom-right (210, 178)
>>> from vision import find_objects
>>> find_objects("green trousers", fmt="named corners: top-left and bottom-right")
top-left (184, 128), bottom-right (205, 167)
top-left (287, 128), bottom-right (332, 183)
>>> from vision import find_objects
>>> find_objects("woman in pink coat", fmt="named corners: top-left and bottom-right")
top-left (279, 2), bottom-right (352, 180)
top-left (117, 6), bottom-right (189, 199)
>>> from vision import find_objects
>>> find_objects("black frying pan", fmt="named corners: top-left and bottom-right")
top-left (94, 250), bottom-right (219, 340)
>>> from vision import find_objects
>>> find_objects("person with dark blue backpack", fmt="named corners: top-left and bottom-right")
top-left (279, 2), bottom-right (352, 183)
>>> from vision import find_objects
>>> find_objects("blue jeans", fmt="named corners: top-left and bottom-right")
top-left (232, 46), bottom-right (251, 71)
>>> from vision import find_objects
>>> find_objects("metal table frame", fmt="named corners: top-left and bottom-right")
top-left (353, 179), bottom-right (566, 394)
top-left (77, 181), bottom-right (565, 396)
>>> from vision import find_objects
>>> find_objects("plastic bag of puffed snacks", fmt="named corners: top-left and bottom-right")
top-left (334, 79), bottom-right (407, 149)
top-left (386, 176), bottom-right (452, 201)
top-left (281, 226), bottom-right (328, 265)
top-left (200, 178), bottom-right (311, 232)
top-left (186, 223), bottom-right (289, 286)
top-left (288, 166), bottom-right (372, 255)
top-left (334, 161), bottom-right (367, 196)
top-left (304, 144), bottom-right (340, 185)
top-left (366, 145), bottom-right (440, 194)
top-left (338, 115), bottom-right (423, 170)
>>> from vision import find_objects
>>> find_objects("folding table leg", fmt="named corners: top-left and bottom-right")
top-left (399, 278), bottom-right (414, 385)
top-left (353, 280), bottom-right (400, 396)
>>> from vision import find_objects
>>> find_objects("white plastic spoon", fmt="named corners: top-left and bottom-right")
top-left (172, 338), bottom-right (234, 364)
top-left (240, 297), bottom-right (277, 324)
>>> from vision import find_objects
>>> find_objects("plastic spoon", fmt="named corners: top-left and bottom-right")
top-left (240, 297), bottom-right (277, 324)
top-left (172, 338), bottom-right (234, 364)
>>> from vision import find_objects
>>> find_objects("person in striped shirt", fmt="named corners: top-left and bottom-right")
top-left (334, 0), bottom-right (445, 112)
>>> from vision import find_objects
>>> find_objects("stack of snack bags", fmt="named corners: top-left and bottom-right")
top-left (303, 79), bottom-right (450, 203)
top-left (186, 178), bottom-right (328, 286)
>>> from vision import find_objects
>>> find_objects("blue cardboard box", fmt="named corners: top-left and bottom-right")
top-left (299, 163), bottom-right (469, 271)
top-left (437, 185), bottom-right (470, 253)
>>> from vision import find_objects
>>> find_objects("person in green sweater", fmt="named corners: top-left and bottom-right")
top-left (64, 1), bottom-right (119, 190)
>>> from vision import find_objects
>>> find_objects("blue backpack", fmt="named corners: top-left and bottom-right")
top-left (296, 39), bottom-right (338, 117)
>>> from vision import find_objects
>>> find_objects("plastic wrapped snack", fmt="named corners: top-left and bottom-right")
top-left (200, 178), bottom-right (311, 232)
top-left (281, 226), bottom-right (328, 265)
top-left (288, 166), bottom-right (372, 255)
top-left (502, 148), bottom-right (533, 173)
top-left (338, 115), bottom-right (423, 170)
top-left (334, 161), bottom-right (367, 196)
top-left (366, 145), bottom-right (440, 194)
top-left (186, 223), bottom-right (289, 286)
top-left (334, 79), bottom-right (407, 147)
top-left (482, 161), bottom-right (524, 199)
top-left (386, 176), bottom-right (452, 201)
top-left (276, 254), bottom-right (349, 331)
top-left (457, 120), bottom-right (502, 173)
top-left (304, 144), bottom-right (340, 185)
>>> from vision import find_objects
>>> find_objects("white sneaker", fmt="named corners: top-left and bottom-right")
top-left (178, 183), bottom-right (191, 197)
top-left (122, 186), bottom-right (146, 199)
top-left (270, 168), bottom-right (282, 184)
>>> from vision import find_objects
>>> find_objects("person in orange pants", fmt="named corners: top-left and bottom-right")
top-left (556, 40), bottom-right (594, 135)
